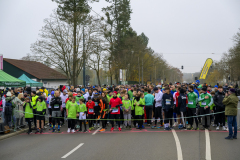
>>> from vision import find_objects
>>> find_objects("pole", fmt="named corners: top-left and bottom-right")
top-left (138, 57), bottom-right (140, 84)
top-left (83, 26), bottom-right (86, 87)
top-left (155, 65), bottom-right (156, 85)
top-left (142, 59), bottom-right (143, 84)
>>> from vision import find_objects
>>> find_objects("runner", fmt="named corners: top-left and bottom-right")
top-left (178, 88), bottom-right (187, 130)
top-left (66, 96), bottom-right (78, 133)
top-left (86, 97), bottom-right (95, 131)
top-left (23, 97), bottom-right (33, 134)
top-left (47, 91), bottom-right (54, 129)
top-left (198, 87), bottom-right (213, 130)
top-left (187, 85), bottom-right (199, 130)
top-left (122, 93), bottom-right (132, 129)
top-left (214, 85), bottom-right (226, 130)
top-left (60, 89), bottom-right (68, 126)
top-left (50, 91), bottom-right (62, 133)
top-left (31, 91), bottom-right (38, 130)
top-left (152, 87), bottom-right (163, 129)
top-left (144, 88), bottom-right (154, 126)
top-left (109, 91), bottom-right (122, 131)
top-left (162, 87), bottom-right (174, 131)
top-left (35, 96), bottom-right (46, 134)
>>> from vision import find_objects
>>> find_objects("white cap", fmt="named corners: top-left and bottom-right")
top-left (6, 91), bottom-right (12, 97)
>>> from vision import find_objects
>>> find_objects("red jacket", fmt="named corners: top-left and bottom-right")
top-left (86, 101), bottom-right (95, 114)
top-left (109, 97), bottom-right (122, 114)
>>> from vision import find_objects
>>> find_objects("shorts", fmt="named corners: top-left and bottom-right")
top-left (52, 111), bottom-right (61, 118)
top-left (79, 112), bottom-right (86, 120)
top-left (36, 112), bottom-right (45, 120)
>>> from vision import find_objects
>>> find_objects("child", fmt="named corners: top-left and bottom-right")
top-left (134, 93), bottom-right (145, 130)
top-left (23, 97), bottom-right (34, 134)
top-left (131, 91), bottom-right (137, 127)
top-left (35, 96), bottom-right (47, 134)
top-left (86, 97), bottom-right (95, 131)
top-left (140, 93), bottom-right (146, 128)
top-left (78, 98), bottom-right (87, 132)
top-left (66, 96), bottom-right (78, 133)
top-left (122, 94), bottom-right (132, 129)
top-left (210, 91), bottom-right (216, 127)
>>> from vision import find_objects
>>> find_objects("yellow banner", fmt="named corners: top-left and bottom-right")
top-left (199, 58), bottom-right (213, 79)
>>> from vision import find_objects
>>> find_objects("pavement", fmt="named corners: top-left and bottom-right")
top-left (0, 123), bottom-right (240, 160)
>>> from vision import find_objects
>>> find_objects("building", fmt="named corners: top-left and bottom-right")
top-left (3, 58), bottom-right (68, 88)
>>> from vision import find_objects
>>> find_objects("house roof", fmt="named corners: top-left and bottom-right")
top-left (4, 58), bottom-right (68, 80)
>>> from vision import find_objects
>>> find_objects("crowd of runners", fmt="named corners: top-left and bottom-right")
top-left (1, 82), bottom-right (240, 139)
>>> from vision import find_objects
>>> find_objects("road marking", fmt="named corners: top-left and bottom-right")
top-left (205, 129), bottom-right (212, 160)
top-left (92, 127), bottom-right (102, 135)
top-left (61, 143), bottom-right (84, 158)
top-left (172, 129), bottom-right (183, 160)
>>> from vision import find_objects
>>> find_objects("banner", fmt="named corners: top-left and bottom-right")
top-left (122, 69), bottom-right (126, 81)
top-left (199, 58), bottom-right (213, 79)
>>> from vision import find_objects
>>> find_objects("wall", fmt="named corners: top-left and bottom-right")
top-left (41, 79), bottom-right (68, 89)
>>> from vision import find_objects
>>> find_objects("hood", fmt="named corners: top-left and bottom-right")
top-left (5, 97), bottom-right (12, 102)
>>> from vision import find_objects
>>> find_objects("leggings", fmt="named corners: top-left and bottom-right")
top-left (110, 114), bottom-right (120, 128)
top-left (79, 120), bottom-right (86, 130)
top-left (68, 119), bottom-right (75, 129)
top-left (88, 114), bottom-right (94, 128)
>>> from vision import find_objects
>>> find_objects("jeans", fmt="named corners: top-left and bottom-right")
top-left (227, 116), bottom-right (237, 137)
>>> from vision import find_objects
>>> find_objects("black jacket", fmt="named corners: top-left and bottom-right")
top-left (214, 91), bottom-right (225, 108)
top-left (178, 93), bottom-right (187, 112)
top-left (50, 96), bottom-right (62, 111)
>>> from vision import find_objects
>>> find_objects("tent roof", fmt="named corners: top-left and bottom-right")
top-left (18, 74), bottom-right (43, 87)
top-left (0, 70), bottom-right (26, 87)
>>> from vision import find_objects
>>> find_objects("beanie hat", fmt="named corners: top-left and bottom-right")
top-left (202, 87), bottom-right (207, 91)
top-left (51, 91), bottom-right (55, 95)
top-left (229, 88), bottom-right (236, 93)
top-left (153, 87), bottom-right (158, 91)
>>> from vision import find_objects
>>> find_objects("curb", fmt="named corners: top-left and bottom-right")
top-left (0, 128), bottom-right (29, 141)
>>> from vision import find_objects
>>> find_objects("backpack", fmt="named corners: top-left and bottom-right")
top-left (5, 101), bottom-right (13, 115)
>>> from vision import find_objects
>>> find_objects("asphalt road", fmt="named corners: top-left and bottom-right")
top-left (0, 124), bottom-right (240, 160)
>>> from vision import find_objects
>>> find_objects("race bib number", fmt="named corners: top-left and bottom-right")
top-left (54, 104), bottom-right (59, 108)
top-left (188, 101), bottom-right (193, 105)
top-left (95, 102), bottom-right (98, 106)
top-left (112, 108), bottom-right (118, 113)
top-left (166, 99), bottom-right (171, 105)
top-left (89, 109), bottom-right (94, 113)
top-left (202, 102), bottom-right (206, 105)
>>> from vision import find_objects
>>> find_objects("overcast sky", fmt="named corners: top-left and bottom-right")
top-left (1, 0), bottom-right (240, 73)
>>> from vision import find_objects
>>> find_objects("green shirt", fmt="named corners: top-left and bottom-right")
top-left (78, 103), bottom-right (87, 113)
top-left (66, 101), bottom-right (78, 119)
top-left (128, 90), bottom-right (133, 100)
top-left (198, 93), bottom-right (213, 107)
top-left (187, 92), bottom-right (198, 108)
top-left (134, 98), bottom-right (145, 116)
top-left (144, 94), bottom-right (154, 106)
top-left (24, 102), bottom-right (33, 119)
top-left (31, 95), bottom-right (39, 109)
top-left (107, 95), bottom-right (113, 103)
top-left (122, 100), bottom-right (132, 111)
top-left (36, 101), bottom-right (46, 112)
top-left (76, 96), bottom-right (84, 105)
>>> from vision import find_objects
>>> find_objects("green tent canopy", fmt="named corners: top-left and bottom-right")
top-left (18, 74), bottom-right (43, 87)
top-left (0, 70), bottom-right (26, 87)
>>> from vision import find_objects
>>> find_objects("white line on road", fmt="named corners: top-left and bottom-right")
top-left (61, 143), bottom-right (84, 159)
top-left (205, 129), bottom-right (212, 160)
top-left (92, 127), bottom-right (102, 135)
top-left (172, 129), bottom-right (183, 160)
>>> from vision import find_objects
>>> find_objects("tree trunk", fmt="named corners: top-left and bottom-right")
top-left (72, 2), bottom-right (77, 86)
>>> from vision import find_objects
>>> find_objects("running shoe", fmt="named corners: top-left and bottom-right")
top-left (216, 126), bottom-right (219, 130)
top-left (110, 127), bottom-right (114, 131)
top-left (78, 129), bottom-right (82, 132)
top-left (58, 129), bottom-right (61, 133)
top-left (191, 127), bottom-right (194, 130)
top-left (40, 129), bottom-right (43, 134)
top-left (67, 128), bottom-right (71, 133)
top-left (225, 136), bottom-right (233, 140)
top-left (223, 126), bottom-right (227, 131)
top-left (157, 126), bottom-right (162, 129)
top-left (71, 129), bottom-right (75, 133)
top-left (35, 129), bottom-right (39, 134)
top-left (233, 136), bottom-right (237, 139)
top-left (27, 131), bottom-right (32, 135)
top-left (52, 129), bottom-right (55, 133)
top-left (99, 129), bottom-right (106, 132)
top-left (195, 127), bottom-right (199, 130)
top-left (118, 127), bottom-right (122, 131)
top-left (83, 130), bottom-right (87, 133)
top-left (151, 126), bottom-right (157, 129)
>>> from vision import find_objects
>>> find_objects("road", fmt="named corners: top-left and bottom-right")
top-left (0, 124), bottom-right (240, 160)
